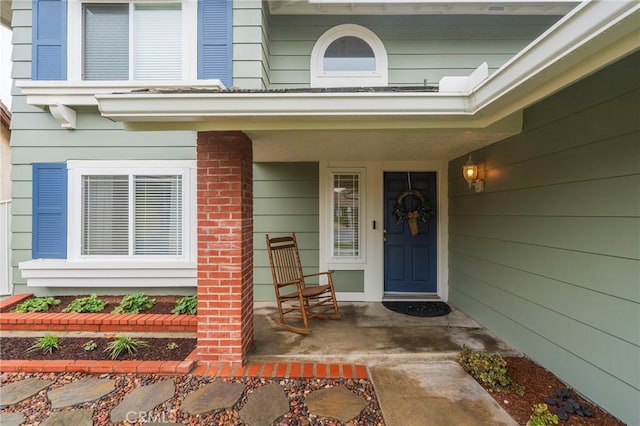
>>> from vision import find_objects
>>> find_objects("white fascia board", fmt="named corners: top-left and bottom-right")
top-left (15, 80), bottom-right (225, 108)
top-left (97, 91), bottom-right (468, 118)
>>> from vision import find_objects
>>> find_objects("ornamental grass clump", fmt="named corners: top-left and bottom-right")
top-left (112, 292), bottom-right (155, 314)
top-left (27, 333), bottom-right (60, 354)
top-left (104, 335), bottom-right (149, 359)
top-left (14, 296), bottom-right (61, 313)
top-left (458, 346), bottom-right (513, 392)
top-left (62, 294), bottom-right (108, 313)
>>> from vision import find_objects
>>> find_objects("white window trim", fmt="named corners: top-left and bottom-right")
top-left (325, 167), bottom-right (366, 265)
top-left (310, 24), bottom-right (388, 88)
top-left (67, 160), bottom-right (197, 263)
top-left (67, 0), bottom-right (198, 82)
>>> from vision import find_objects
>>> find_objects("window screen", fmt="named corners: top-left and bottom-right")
top-left (333, 173), bottom-right (360, 257)
top-left (83, 3), bottom-right (182, 80)
top-left (133, 4), bottom-right (182, 80)
top-left (83, 4), bottom-right (129, 80)
top-left (82, 175), bottom-right (129, 255)
top-left (134, 175), bottom-right (183, 255)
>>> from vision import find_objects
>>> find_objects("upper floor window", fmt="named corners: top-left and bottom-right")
top-left (83, 3), bottom-right (182, 80)
top-left (68, 0), bottom-right (198, 82)
top-left (311, 24), bottom-right (388, 88)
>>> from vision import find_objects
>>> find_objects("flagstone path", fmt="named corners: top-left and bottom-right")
top-left (0, 371), bottom-right (376, 425)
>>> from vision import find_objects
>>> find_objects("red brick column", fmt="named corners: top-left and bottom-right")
top-left (196, 131), bottom-right (253, 367)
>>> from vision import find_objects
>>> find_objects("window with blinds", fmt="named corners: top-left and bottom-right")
top-left (332, 173), bottom-right (360, 258)
top-left (82, 174), bottom-right (183, 256)
top-left (82, 2), bottom-right (182, 81)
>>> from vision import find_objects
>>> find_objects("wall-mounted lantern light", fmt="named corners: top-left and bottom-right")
top-left (462, 155), bottom-right (484, 193)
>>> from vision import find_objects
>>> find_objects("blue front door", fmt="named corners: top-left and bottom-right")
top-left (384, 172), bottom-right (437, 293)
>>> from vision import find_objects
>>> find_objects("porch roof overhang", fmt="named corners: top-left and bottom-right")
top-left (91, 0), bottom-right (639, 133)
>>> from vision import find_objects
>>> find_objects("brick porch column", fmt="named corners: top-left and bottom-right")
top-left (196, 131), bottom-right (253, 366)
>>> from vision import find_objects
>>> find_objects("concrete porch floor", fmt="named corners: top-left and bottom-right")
top-left (250, 302), bottom-right (521, 425)
top-left (249, 302), bottom-right (521, 364)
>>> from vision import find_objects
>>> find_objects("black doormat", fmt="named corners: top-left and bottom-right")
top-left (382, 301), bottom-right (451, 317)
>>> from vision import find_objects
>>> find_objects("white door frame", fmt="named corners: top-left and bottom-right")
top-left (320, 161), bottom-right (449, 302)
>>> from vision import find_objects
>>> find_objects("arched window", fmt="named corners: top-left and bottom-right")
top-left (311, 24), bottom-right (388, 88)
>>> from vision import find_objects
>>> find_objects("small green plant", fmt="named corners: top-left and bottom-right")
top-left (166, 341), bottom-right (179, 350)
top-left (112, 292), bottom-right (155, 314)
top-left (526, 404), bottom-right (559, 426)
top-left (83, 340), bottom-right (97, 352)
top-left (62, 294), bottom-right (108, 313)
top-left (104, 335), bottom-right (149, 359)
top-left (458, 346), bottom-right (513, 392)
top-left (27, 333), bottom-right (59, 354)
top-left (14, 297), bottom-right (61, 313)
top-left (172, 295), bottom-right (197, 315)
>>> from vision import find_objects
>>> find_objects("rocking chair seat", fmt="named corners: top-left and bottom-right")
top-left (265, 233), bottom-right (341, 334)
top-left (281, 284), bottom-right (331, 299)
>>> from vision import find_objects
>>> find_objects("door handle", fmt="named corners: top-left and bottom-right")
top-left (383, 229), bottom-right (387, 242)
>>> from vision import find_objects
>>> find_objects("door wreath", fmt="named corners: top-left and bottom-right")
top-left (393, 189), bottom-right (434, 236)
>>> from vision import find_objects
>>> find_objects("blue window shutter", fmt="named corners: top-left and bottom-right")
top-left (198, 0), bottom-right (232, 87)
top-left (32, 0), bottom-right (67, 80)
top-left (32, 163), bottom-right (67, 259)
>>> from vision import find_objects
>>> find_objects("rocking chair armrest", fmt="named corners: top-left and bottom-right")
top-left (303, 271), bottom-right (333, 279)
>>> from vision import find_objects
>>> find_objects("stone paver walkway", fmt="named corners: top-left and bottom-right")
top-left (305, 386), bottom-right (369, 422)
top-left (0, 412), bottom-right (25, 426)
top-left (239, 383), bottom-right (289, 425)
top-left (47, 377), bottom-right (115, 409)
top-left (0, 378), bottom-right (53, 408)
top-left (0, 368), bottom-right (374, 425)
top-left (39, 409), bottom-right (93, 426)
top-left (181, 381), bottom-right (246, 415)
top-left (110, 379), bottom-right (175, 423)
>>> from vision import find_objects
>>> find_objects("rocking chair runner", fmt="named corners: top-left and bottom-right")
top-left (265, 233), bottom-right (340, 334)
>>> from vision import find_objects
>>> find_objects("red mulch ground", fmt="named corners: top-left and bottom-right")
top-left (490, 357), bottom-right (625, 426)
top-left (0, 337), bottom-right (195, 361)
top-left (1, 295), bottom-right (184, 314)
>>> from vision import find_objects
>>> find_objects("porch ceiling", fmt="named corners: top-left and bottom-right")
top-left (249, 113), bottom-right (523, 162)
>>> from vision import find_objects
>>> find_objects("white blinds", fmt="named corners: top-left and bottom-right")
top-left (333, 174), bottom-right (360, 257)
top-left (82, 176), bottom-right (129, 255)
top-left (134, 175), bottom-right (183, 255)
top-left (83, 4), bottom-right (129, 80)
top-left (82, 174), bottom-right (183, 256)
top-left (133, 4), bottom-right (182, 80)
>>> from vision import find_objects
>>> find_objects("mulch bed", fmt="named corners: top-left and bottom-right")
top-left (0, 295), bottom-right (184, 314)
top-left (0, 337), bottom-right (196, 361)
top-left (0, 372), bottom-right (385, 425)
top-left (488, 356), bottom-right (625, 426)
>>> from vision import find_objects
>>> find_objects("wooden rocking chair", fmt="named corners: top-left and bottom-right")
top-left (265, 233), bottom-right (340, 334)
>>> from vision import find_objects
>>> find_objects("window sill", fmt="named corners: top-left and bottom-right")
top-left (15, 79), bottom-right (225, 129)
top-left (18, 259), bottom-right (196, 288)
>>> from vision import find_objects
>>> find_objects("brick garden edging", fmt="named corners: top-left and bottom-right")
top-left (0, 294), bottom-right (196, 332)
top-left (0, 294), bottom-right (198, 374)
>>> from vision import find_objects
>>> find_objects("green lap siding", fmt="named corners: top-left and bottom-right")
top-left (253, 163), bottom-right (320, 301)
top-left (448, 52), bottom-right (640, 425)
top-left (268, 14), bottom-right (560, 87)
